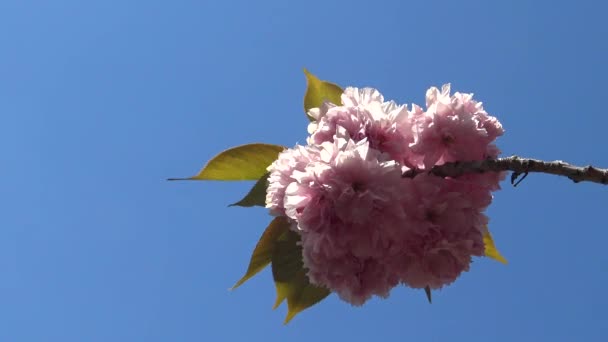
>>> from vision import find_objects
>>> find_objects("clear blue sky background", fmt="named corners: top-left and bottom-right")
top-left (1, 0), bottom-right (607, 341)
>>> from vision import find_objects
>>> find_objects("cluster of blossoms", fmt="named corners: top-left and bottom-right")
top-left (266, 85), bottom-right (504, 305)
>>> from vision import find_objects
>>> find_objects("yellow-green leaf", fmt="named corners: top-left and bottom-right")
top-left (229, 172), bottom-right (269, 207)
top-left (282, 269), bottom-right (331, 324)
top-left (272, 281), bottom-right (293, 311)
top-left (484, 229), bottom-right (508, 264)
top-left (303, 69), bottom-right (343, 119)
top-left (271, 229), bottom-right (330, 324)
top-left (169, 143), bottom-right (284, 181)
top-left (232, 217), bottom-right (290, 290)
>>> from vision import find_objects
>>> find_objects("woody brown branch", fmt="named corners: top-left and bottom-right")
top-left (402, 156), bottom-right (608, 185)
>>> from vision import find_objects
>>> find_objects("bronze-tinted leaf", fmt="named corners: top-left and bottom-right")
top-left (271, 229), bottom-right (331, 324)
top-left (229, 172), bottom-right (269, 207)
top-left (271, 230), bottom-right (304, 283)
top-left (232, 217), bottom-right (290, 289)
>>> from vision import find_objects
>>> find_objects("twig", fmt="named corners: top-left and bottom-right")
top-left (402, 156), bottom-right (608, 186)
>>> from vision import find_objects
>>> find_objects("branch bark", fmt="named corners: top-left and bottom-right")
top-left (402, 156), bottom-right (608, 186)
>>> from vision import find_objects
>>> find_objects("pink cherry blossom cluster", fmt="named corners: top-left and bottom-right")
top-left (266, 85), bottom-right (504, 305)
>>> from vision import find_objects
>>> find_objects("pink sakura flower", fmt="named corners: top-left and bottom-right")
top-left (265, 84), bottom-right (504, 306)
top-left (265, 145), bottom-right (319, 216)
top-left (282, 138), bottom-right (410, 305)
top-left (409, 84), bottom-right (504, 169)
top-left (393, 174), bottom-right (487, 289)
top-left (308, 87), bottom-right (414, 165)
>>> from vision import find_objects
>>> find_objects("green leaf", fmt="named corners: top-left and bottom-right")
top-left (271, 230), bottom-right (331, 324)
top-left (232, 217), bottom-right (291, 290)
top-left (303, 69), bottom-right (343, 120)
top-left (229, 172), bottom-right (269, 207)
top-left (168, 143), bottom-right (284, 181)
top-left (483, 228), bottom-right (508, 264)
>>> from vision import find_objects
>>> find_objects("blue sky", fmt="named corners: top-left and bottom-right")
top-left (1, 0), bottom-right (607, 341)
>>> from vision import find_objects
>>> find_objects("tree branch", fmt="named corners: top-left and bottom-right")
top-left (402, 156), bottom-right (608, 186)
